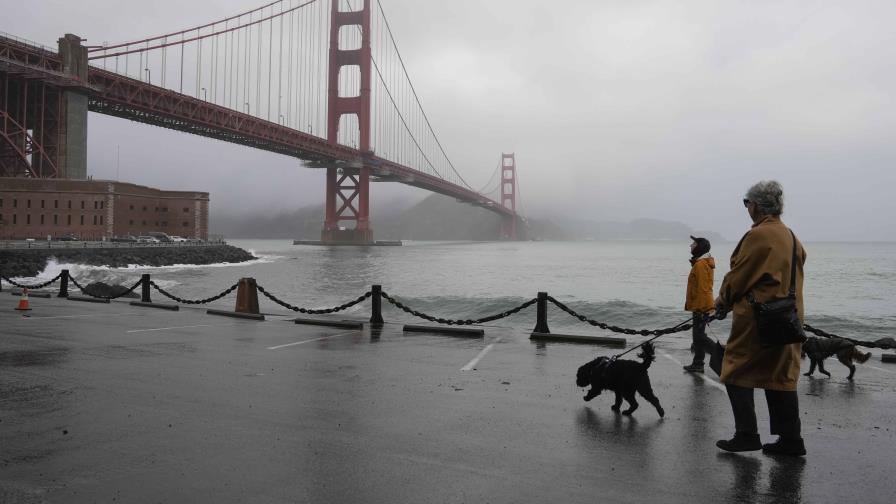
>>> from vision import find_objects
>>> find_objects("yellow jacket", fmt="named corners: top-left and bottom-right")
top-left (717, 215), bottom-right (806, 391)
top-left (685, 256), bottom-right (715, 313)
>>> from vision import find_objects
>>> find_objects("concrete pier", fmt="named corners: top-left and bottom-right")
top-left (1, 296), bottom-right (895, 503)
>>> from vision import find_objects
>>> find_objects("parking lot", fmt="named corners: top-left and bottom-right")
top-left (2, 296), bottom-right (895, 503)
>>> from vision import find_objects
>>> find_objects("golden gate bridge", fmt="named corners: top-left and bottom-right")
top-left (0, 0), bottom-right (523, 243)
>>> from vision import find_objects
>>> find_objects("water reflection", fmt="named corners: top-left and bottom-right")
top-left (717, 453), bottom-right (806, 504)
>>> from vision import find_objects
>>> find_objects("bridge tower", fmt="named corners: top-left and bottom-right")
top-left (0, 34), bottom-right (87, 179)
top-left (499, 153), bottom-right (517, 240)
top-left (322, 0), bottom-right (373, 245)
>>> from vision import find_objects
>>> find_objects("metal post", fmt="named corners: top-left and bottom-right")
top-left (533, 291), bottom-right (550, 334)
top-left (58, 269), bottom-right (69, 298)
top-left (370, 284), bottom-right (384, 325)
top-left (141, 273), bottom-right (151, 303)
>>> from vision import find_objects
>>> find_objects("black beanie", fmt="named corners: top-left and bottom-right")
top-left (690, 235), bottom-right (711, 258)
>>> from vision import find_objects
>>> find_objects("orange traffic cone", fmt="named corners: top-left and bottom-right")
top-left (15, 288), bottom-right (32, 311)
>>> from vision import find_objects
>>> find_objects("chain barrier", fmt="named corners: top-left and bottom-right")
top-left (1, 273), bottom-right (63, 290)
top-left (547, 296), bottom-right (695, 337)
top-left (256, 284), bottom-right (372, 314)
top-left (802, 323), bottom-right (893, 349)
top-left (149, 280), bottom-right (239, 305)
top-left (381, 291), bottom-right (538, 326)
top-left (68, 275), bottom-right (144, 300)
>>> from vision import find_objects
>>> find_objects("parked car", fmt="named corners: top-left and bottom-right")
top-left (111, 235), bottom-right (138, 243)
top-left (169, 235), bottom-right (188, 243)
top-left (136, 236), bottom-right (160, 243)
top-left (146, 232), bottom-right (173, 243)
top-left (58, 234), bottom-right (80, 241)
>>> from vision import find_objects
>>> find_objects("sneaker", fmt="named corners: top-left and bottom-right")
top-left (716, 433), bottom-right (762, 452)
top-left (762, 437), bottom-right (806, 457)
top-left (683, 363), bottom-right (705, 373)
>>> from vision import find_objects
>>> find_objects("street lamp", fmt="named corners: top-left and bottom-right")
top-left (144, 68), bottom-right (150, 83)
top-left (244, 102), bottom-right (250, 114)
top-left (201, 87), bottom-right (207, 101)
top-left (279, 114), bottom-right (285, 125)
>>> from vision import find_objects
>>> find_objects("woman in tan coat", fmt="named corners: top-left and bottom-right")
top-left (714, 180), bottom-right (807, 457)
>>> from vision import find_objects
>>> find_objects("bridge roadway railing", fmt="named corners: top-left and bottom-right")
top-left (3, 270), bottom-right (890, 354)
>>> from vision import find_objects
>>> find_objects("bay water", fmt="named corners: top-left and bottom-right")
top-left (19, 240), bottom-right (896, 343)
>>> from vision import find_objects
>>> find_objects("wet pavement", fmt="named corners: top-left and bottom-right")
top-left (1, 297), bottom-right (895, 503)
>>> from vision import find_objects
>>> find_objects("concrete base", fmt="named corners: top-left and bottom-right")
top-left (403, 324), bottom-right (484, 337)
top-left (67, 295), bottom-right (110, 304)
top-left (10, 290), bottom-right (53, 298)
top-left (293, 240), bottom-right (402, 247)
top-left (882, 354), bottom-right (896, 363)
top-left (130, 301), bottom-right (179, 311)
top-left (293, 318), bottom-right (363, 330)
top-left (530, 332), bottom-right (627, 347)
top-left (206, 309), bottom-right (264, 321)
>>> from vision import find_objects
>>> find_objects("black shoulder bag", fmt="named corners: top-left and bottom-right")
top-left (747, 230), bottom-right (807, 348)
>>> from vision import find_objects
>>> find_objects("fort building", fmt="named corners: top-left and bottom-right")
top-left (0, 178), bottom-right (208, 241)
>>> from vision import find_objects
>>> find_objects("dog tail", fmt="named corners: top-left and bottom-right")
top-left (854, 349), bottom-right (872, 364)
top-left (637, 341), bottom-right (656, 369)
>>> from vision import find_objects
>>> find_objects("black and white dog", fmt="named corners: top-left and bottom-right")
top-left (575, 342), bottom-right (665, 417)
top-left (802, 336), bottom-right (871, 381)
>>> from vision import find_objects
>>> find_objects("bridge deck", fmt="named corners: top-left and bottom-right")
top-left (1, 296), bottom-right (894, 503)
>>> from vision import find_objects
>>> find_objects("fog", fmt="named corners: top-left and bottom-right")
top-left (5, 0), bottom-right (895, 241)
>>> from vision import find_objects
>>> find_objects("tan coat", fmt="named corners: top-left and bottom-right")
top-left (685, 256), bottom-right (715, 313)
top-left (717, 215), bottom-right (806, 391)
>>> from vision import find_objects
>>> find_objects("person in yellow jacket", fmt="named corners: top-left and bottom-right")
top-left (713, 180), bottom-right (807, 457)
top-left (683, 236), bottom-right (715, 372)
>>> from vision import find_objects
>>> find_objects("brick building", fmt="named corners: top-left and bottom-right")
top-left (0, 178), bottom-right (208, 240)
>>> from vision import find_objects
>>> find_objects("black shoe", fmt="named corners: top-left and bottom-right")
top-left (683, 363), bottom-right (704, 373)
top-left (762, 437), bottom-right (806, 457)
top-left (716, 433), bottom-right (762, 452)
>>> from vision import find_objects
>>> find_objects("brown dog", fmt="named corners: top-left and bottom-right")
top-left (802, 336), bottom-right (871, 381)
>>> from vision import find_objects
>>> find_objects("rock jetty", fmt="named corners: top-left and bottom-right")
top-left (0, 245), bottom-right (256, 278)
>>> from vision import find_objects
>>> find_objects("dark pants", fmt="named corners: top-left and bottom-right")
top-left (689, 312), bottom-right (713, 365)
top-left (725, 384), bottom-right (801, 439)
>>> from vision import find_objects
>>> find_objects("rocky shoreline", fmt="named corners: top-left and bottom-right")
top-left (0, 245), bottom-right (256, 278)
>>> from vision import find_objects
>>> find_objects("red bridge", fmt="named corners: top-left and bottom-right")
top-left (0, 0), bottom-right (523, 243)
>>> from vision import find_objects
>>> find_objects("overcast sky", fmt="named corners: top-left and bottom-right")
top-left (4, 0), bottom-right (895, 241)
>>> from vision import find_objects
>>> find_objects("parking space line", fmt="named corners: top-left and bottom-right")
top-left (461, 339), bottom-right (501, 371)
top-left (661, 351), bottom-right (726, 391)
top-left (868, 365), bottom-right (895, 375)
top-left (127, 323), bottom-right (236, 333)
top-left (24, 313), bottom-right (130, 320)
top-left (267, 331), bottom-right (357, 350)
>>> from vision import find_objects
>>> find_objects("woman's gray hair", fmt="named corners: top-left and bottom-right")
top-left (745, 180), bottom-right (784, 216)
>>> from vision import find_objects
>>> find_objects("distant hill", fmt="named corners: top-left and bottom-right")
top-left (210, 194), bottom-right (725, 242)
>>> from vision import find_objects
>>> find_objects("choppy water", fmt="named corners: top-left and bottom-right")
top-left (10, 240), bottom-right (896, 342)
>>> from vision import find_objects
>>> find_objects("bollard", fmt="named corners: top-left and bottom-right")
top-left (533, 291), bottom-right (550, 334)
top-left (58, 269), bottom-right (69, 298)
top-left (370, 284), bottom-right (384, 325)
top-left (234, 277), bottom-right (260, 315)
top-left (141, 274), bottom-right (151, 303)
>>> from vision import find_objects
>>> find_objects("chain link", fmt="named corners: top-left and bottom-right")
top-left (149, 280), bottom-right (239, 305)
top-left (547, 296), bottom-right (695, 337)
top-left (256, 284), bottom-right (371, 314)
top-left (68, 275), bottom-right (144, 300)
top-left (380, 291), bottom-right (537, 326)
top-left (1, 273), bottom-right (63, 290)
top-left (802, 323), bottom-right (888, 349)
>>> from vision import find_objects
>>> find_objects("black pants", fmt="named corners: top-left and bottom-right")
top-left (689, 312), bottom-right (713, 365)
top-left (725, 384), bottom-right (801, 439)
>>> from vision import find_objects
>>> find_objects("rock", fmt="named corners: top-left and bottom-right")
top-left (82, 282), bottom-right (141, 299)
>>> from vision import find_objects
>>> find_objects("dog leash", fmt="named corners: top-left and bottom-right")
top-left (613, 315), bottom-right (701, 359)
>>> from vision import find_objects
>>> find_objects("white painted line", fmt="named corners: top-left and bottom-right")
top-left (461, 339), bottom-right (501, 371)
top-left (127, 323), bottom-right (236, 333)
top-left (661, 351), bottom-right (726, 392)
top-left (267, 331), bottom-right (357, 350)
top-left (25, 313), bottom-right (128, 320)
top-left (867, 365), bottom-right (896, 375)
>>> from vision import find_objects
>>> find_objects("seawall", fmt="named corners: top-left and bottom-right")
top-left (0, 244), bottom-right (255, 277)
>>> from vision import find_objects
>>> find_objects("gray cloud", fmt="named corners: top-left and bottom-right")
top-left (4, 0), bottom-right (894, 240)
